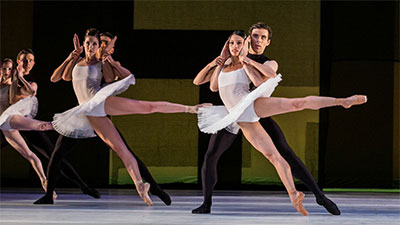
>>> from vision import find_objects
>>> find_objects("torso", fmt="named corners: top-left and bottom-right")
top-left (218, 68), bottom-right (251, 110)
top-left (72, 61), bottom-right (103, 104)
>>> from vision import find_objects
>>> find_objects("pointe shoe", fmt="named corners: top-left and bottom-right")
top-left (41, 179), bottom-right (57, 200)
top-left (186, 103), bottom-right (213, 114)
top-left (135, 181), bottom-right (153, 206)
top-left (342, 95), bottom-right (367, 109)
top-left (38, 122), bottom-right (54, 131)
top-left (289, 191), bottom-right (309, 216)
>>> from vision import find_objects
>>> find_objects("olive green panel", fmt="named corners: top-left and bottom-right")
top-left (241, 86), bottom-right (319, 185)
top-left (394, 62), bottom-right (399, 186)
top-left (134, 1), bottom-right (320, 86)
top-left (110, 79), bottom-right (199, 184)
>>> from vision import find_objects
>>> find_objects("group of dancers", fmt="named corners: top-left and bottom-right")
top-left (0, 22), bottom-right (367, 216)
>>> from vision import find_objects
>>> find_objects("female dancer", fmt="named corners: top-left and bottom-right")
top-left (0, 58), bottom-right (54, 196)
top-left (194, 31), bottom-right (367, 216)
top-left (35, 28), bottom-right (206, 205)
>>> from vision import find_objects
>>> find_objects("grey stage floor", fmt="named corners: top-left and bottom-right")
top-left (0, 188), bottom-right (399, 225)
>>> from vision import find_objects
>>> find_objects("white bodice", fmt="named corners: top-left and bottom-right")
top-left (72, 62), bottom-right (102, 104)
top-left (0, 85), bottom-right (10, 114)
top-left (218, 68), bottom-right (251, 110)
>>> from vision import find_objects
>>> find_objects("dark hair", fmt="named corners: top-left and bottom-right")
top-left (229, 30), bottom-right (246, 40)
top-left (2, 58), bottom-right (13, 67)
top-left (248, 22), bottom-right (272, 40)
top-left (16, 48), bottom-right (34, 61)
top-left (84, 28), bottom-right (100, 41)
top-left (100, 31), bottom-right (114, 39)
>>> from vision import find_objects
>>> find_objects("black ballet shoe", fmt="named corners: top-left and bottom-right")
top-left (33, 195), bottom-right (54, 204)
top-left (82, 187), bottom-right (101, 199)
top-left (152, 189), bottom-right (171, 206)
top-left (192, 203), bottom-right (211, 214)
top-left (317, 196), bottom-right (341, 215)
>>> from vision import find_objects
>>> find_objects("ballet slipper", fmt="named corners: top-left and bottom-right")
top-left (185, 103), bottom-right (213, 114)
top-left (342, 95), bottom-right (367, 109)
top-left (135, 180), bottom-right (152, 206)
top-left (289, 191), bottom-right (309, 216)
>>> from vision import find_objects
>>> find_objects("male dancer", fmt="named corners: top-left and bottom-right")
top-left (192, 22), bottom-right (340, 215)
top-left (34, 32), bottom-right (171, 205)
top-left (3, 49), bottom-right (100, 198)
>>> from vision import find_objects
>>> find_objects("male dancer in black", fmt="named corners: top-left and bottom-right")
top-left (192, 23), bottom-right (340, 215)
top-left (2, 49), bottom-right (100, 198)
top-left (34, 32), bottom-right (171, 205)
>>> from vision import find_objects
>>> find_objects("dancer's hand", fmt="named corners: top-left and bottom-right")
top-left (239, 36), bottom-right (250, 63)
top-left (220, 39), bottom-right (230, 61)
top-left (103, 36), bottom-right (117, 57)
top-left (72, 34), bottom-right (83, 56)
top-left (16, 61), bottom-right (24, 78)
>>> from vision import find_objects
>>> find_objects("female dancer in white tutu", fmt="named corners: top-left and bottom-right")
top-left (35, 28), bottom-right (206, 205)
top-left (0, 58), bottom-right (54, 195)
top-left (194, 31), bottom-right (367, 216)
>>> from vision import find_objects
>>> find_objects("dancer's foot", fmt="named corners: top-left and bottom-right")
top-left (185, 103), bottom-right (213, 114)
top-left (82, 187), bottom-right (101, 199)
top-left (192, 203), bottom-right (211, 214)
top-left (317, 195), bottom-right (341, 215)
top-left (151, 188), bottom-right (171, 205)
top-left (33, 194), bottom-right (54, 204)
top-left (341, 95), bottom-right (367, 109)
top-left (41, 179), bottom-right (57, 200)
top-left (38, 122), bottom-right (53, 131)
top-left (289, 191), bottom-right (309, 216)
top-left (135, 180), bottom-right (152, 206)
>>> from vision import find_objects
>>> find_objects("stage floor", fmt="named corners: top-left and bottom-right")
top-left (1, 189), bottom-right (399, 225)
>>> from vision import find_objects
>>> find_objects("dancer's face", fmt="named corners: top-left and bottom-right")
top-left (229, 34), bottom-right (244, 57)
top-left (17, 53), bottom-right (35, 74)
top-left (1, 61), bottom-right (13, 77)
top-left (84, 36), bottom-right (99, 58)
top-left (250, 28), bottom-right (270, 54)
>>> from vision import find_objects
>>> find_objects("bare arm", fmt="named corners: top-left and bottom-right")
top-left (193, 59), bottom-right (218, 85)
top-left (103, 55), bottom-right (131, 79)
top-left (209, 65), bottom-right (222, 92)
top-left (9, 63), bottom-right (37, 104)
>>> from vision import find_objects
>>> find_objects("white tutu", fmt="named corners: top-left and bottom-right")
top-left (198, 74), bottom-right (282, 134)
top-left (52, 74), bottom-right (136, 138)
top-left (0, 96), bottom-right (38, 131)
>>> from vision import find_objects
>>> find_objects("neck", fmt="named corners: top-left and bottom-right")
top-left (85, 55), bottom-right (97, 63)
top-left (249, 47), bottom-right (264, 55)
top-left (231, 56), bottom-right (241, 65)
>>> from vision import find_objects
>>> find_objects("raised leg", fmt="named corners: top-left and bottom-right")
top-left (9, 115), bottom-right (53, 131)
top-left (254, 95), bottom-right (367, 118)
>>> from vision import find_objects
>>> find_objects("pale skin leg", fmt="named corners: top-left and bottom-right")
top-left (2, 130), bottom-right (47, 191)
top-left (254, 95), bottom-right (367, 118)
top-left (9, 115), bottom-right (53, 131)
top-left (104, 96), bottom-right (204, 116)
top-left (87, 116), bottom-right (152, 206)
top-left (238, 122), bottom-right (308, 216)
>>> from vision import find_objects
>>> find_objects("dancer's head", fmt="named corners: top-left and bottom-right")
top-left (1, 58), bottom-right (13, 78)
top-left (228, 30), bottom-right (246, 57)
top-left (84, 28), bottom-right (100, 58)
top-left (16, 49), bottom-right (35, 74)
top-left (248, 22), bottom-right (272, 54)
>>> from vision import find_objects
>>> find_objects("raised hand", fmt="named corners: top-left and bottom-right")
top-left (103, 36), bottom-right (117, 56)
top-left (16, 61), bottom-right (24, 78)
top-left (239, 36), bottom-right (250, 63)
top-left (220, 39), bottom-right (230, 60)
top-left (73, 33), bottom-right (83, 54)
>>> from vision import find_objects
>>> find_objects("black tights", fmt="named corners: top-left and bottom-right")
top-left (201, 117), bottom-right (324, 206)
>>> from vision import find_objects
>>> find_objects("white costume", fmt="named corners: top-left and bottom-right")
top-left (0, 84), bottom-right (38, 131)
top-left (197, 68), bottom-right (282, 134)
top-left (52, 62), bottom-right (135, 138)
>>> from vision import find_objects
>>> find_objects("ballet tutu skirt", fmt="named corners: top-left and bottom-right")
top-left (198, 74), bottom-right (282, 134)
top-left (0, 96), bottom-right (38, 131)
top-left (52, 74), bottom-right (136, 139)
